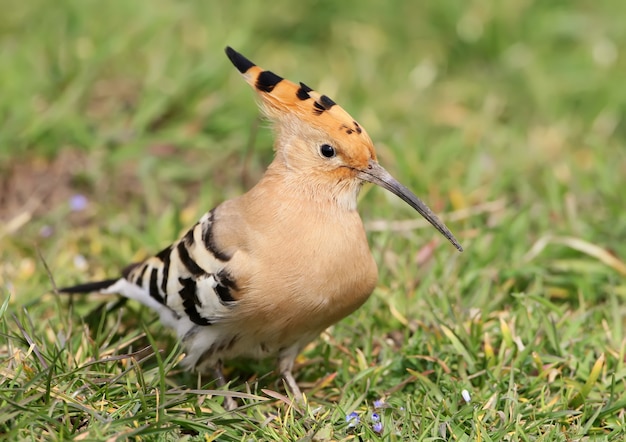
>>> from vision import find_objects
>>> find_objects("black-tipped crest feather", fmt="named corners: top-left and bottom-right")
top-left (225, 46), bottom-right (255, 73)
top-left (255, 70), bottom-right (283, 92)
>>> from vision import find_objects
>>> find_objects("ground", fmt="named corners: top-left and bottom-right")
top-left (1, 0), bottom-right (626, 440)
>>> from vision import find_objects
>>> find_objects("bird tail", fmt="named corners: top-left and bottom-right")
top-left (57, 279), bottom-right (120, 294)
top-left (59, 276), bottom-right (183, 331)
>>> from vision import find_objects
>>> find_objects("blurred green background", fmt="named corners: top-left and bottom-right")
top-left (1, 0), bottom-right (626, 439)
top-left (2, 0), bottom-right (624, 297)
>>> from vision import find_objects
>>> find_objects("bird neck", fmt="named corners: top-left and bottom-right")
top-left (256, 158), bottom-right (363, 212)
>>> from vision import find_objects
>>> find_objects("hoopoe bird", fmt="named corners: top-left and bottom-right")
top-left (59, 47), bottom-right (462, 409)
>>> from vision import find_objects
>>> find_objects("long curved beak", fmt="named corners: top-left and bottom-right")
top-left (357, 159), bottom-right (463, 252)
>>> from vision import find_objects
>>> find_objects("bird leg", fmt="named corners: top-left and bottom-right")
top-left (212, 360), bottom-right (237, 411)
top-left (278, 347), bottom-right (303, 403)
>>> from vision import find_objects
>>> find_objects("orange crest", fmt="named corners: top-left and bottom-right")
top-left (225, 47), bottom-right (373, 149)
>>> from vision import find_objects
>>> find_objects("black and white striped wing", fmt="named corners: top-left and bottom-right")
top-left (123, 210), bottom-right (238, 326)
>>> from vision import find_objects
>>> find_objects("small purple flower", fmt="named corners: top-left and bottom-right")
top-left (39, 225), bottom-right (54, 238)
top-left (346, 411), bottom-right (360, 428)
top-left (373, 399), bottom-right (384, 409)
top-left (373, 421), bottom-right (383, 433)
top-left (371, 412), bottom-right (380, 422)
top-left (69, 194), bottom-right (88, 212)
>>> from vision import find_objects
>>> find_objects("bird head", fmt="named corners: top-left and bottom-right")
top-left (225, 47), bottom-right (462, 252)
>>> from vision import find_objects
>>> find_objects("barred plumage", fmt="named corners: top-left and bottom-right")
top-left (58, 47), bottom-right (462, 410)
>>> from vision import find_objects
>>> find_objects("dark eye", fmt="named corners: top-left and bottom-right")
top-left (320, 144), bottom-right (336, 158)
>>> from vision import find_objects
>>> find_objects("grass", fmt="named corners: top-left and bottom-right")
top-left (1, 0), bottom-right (626, 439)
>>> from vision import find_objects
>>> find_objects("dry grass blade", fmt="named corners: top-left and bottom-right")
top-left (524, 235), bottom-right (626, 276)
top-left (11, 313), bottom-right (47, 369)
top-left (261, 388), bottom-right (302, 413)
top-left (364, 199), bottom-right (506, 232)
top-left (0, 212), bottom-right (32, 240)
top-left (181, 388), bottom-right (269, 401)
